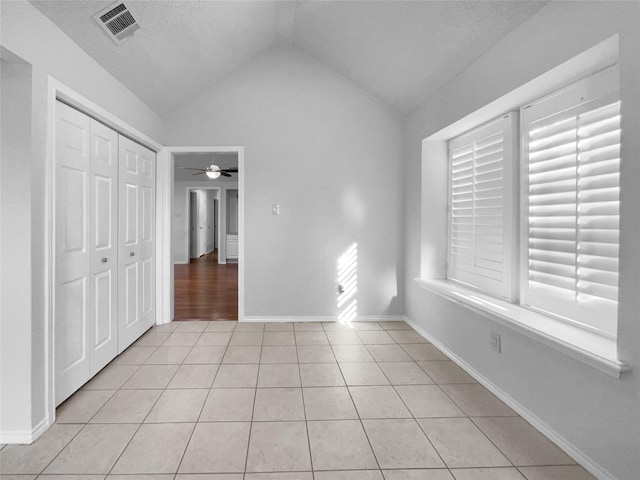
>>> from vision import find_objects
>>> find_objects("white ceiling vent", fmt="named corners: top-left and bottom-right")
top-left (94, 2), bottom-right (140, 45)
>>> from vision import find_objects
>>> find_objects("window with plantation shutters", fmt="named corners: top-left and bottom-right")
top-left (448, 113), bottom-right (517, 300)
top-left (521, 66), bottom-right (620, 337)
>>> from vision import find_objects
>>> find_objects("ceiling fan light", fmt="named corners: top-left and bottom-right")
top-left (205, 164), bottom-right (221, 179)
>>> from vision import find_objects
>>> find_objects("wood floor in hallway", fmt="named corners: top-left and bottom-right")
top-left (174, 250), bottom-right (238, 321)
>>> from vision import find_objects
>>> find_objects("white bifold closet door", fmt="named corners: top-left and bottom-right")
top-left (55, 101), bottom-right (155, 405)
top-left (118, 135), bottom-right (156, 352)
top-left (55, 102), bottom-right (119, 404)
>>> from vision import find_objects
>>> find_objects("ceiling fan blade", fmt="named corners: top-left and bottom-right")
top-left (180, 167), bottom-right (206, 171)
top-left (221, 167), bottom-right (238, 172)
top-left (192, 172), bottom-right (206, 175)
top-left (220, 172), bottom-right (232, 177)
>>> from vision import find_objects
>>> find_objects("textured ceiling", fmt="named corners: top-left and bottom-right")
top-left (31, 0), bottom-right (546, 116)
top-left (174, 152), bottom-right (238, 182)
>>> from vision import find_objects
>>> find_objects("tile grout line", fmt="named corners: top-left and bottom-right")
top-left (175, 321), bottom-right (239, 476)
top-left (241, 325), bottom-right (263, 476)
top-left (296, 349), bottom-right (315, 477)
top-left (326, 327), bottom-right (384, 475)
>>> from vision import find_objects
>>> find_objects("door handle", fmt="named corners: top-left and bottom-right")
top-left (130, 252), bottom-right (135, 257)
top-left (102, 257), bottom-right (108, 263)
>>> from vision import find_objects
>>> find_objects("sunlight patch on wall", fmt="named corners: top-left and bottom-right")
top-left (337, 243), bottom-right (358, 326)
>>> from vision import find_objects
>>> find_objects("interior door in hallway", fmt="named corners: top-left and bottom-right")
top-left (118, 135), bottom-right (156, 352)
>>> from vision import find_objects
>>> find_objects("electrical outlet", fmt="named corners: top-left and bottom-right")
top-left (490, 331), bottom-right (501, 353)
top-left (272, 204), bottom-right (280, 215)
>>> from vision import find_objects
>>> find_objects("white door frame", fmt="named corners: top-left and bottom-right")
top-left (157, 146), bottom-right (245, 326)
top-left (45, 78), bottom-right (164, 428)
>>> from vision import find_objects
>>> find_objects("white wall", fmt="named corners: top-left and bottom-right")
top-left (165, 46), bottom-right (403, 318)
top-left (174, 181), bottom-right (238, 264)
top-left (0, 0), bottom-right (164, 441)
top-left (0, 57), bottom-right (34, 439)
top-left (403, 2), bottom-right (640, 479)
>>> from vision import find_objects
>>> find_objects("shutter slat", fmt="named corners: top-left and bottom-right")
top-left (529, 272), bottom-right (575, 291)
top-left (579, 160), bottom-right (619, 177)
top-left (529, 216), bottom-right (575, 228)
top-left (529, 154), bottom-right (576, 174)
top-left (475, 188), bottom-right (502, 200)
top-left (530, 249), bottom-right (576, 266)
top-left (578, 268), bottom-right (618, 286)
top-left (578, 254), bottom-right (618, 273)
top-left (579, 215), bottom-right (619, 229)
top-left (529, 142), bottom-right (576, 163)
top-left (529, 191), bottom-right (576, 206)
top-left (530, 204), bottom-right (576, 216)
top-left (530, 116), bottom-right (576, 141)
top-left (579, 129), bottom-right (620, 151)
top-left (530, 165), bottom-right (576, 183)
top-left (529, 238), bottom-right (576, 253)
top-left (530, 227), bottom-right (576, 241)
top-left (579, 231), bottom-right (619, 244)
top-left (530, 178), bottom-right (575, 196)
top-left (529, 127), bottom-right (576, 151)
top-left (579, 186), bottom-right (619, 203)
top-left (530, 260), bottom-right (575, 279)
top-left (578, 282), bottom-right (618, 302)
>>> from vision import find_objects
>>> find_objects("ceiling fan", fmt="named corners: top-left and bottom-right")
top-left (180, 164), bottom-right (238, 179)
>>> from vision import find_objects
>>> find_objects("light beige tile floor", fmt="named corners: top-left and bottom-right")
top-left (0, 320), bottom-right (596, 480)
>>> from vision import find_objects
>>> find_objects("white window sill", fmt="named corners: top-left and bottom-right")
top-left (415, 278), bottom-right (628, 378)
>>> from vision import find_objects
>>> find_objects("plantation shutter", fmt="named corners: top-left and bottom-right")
top-left (521, 66), bottom-right (620, 336)
top-left (447, 113), bottom-right (517, 300)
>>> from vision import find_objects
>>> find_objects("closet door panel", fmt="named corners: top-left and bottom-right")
top-left (89, 119), bottom-right (118, 374)
top-left (136, 142), bottom-right (155, 327)
top-left (118, 136), bottom-right (155, 352)
top-left (55, 102), bottom-right (91, 405)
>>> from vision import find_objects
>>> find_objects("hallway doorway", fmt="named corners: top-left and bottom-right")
top-left (171, 149), bottom-right (243, 322)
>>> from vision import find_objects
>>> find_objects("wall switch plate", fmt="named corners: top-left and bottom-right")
top-left (272, 204), bottom-right (280, 215)
top-left (490, 331), bottom-right (501, 353)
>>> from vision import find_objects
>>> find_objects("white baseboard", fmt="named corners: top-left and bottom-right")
top-left (0, 416), bottom-right (51, 445)
top-left (404, 316), bottom-right (617, 480)
top-left (358, 315), bottom-right (408, 322)
top-left (242, 315), bottom-right (408, 323)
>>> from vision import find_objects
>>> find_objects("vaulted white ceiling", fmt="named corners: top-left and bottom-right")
top-left (31, 0), bottom-right (546, 116)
